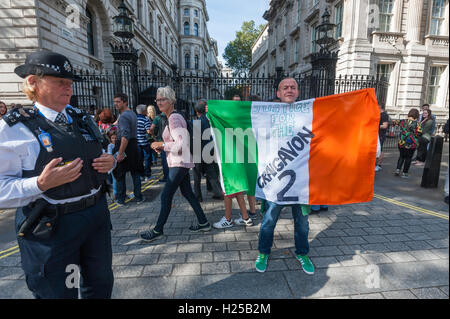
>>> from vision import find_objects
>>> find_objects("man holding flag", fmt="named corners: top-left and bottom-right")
top-left (254, 78), bottom-right (314, 274)
top-left (206, 77), bottom-right (379, 275)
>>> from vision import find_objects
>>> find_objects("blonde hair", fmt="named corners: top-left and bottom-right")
top-left (22, 75), bottom-right (44, 102)
top-left (156, 86), bottom-right (176, 104)
top-left (147, 105), bottom-right (156, 120)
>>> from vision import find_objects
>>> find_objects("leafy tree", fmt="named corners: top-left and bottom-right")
top-left (223, 21), bottom-right (266, 75)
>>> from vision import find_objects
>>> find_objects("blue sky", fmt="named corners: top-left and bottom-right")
top-left (206, 0), bottom-right (270, 66)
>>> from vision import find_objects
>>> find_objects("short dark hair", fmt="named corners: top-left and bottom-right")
top-left (195, 99), bottom-right (207, 114)
top-left (249, 95), bottom-right (262, 101)
top-left (114, 93), bottom-right (128, 104)
top-left (408, 108), bottom-right (420, 120)
top-left (422, 103), bottom-right (430, 108)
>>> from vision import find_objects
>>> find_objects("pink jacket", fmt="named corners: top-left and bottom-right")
top-left (162, 113), bottom-right (194, 168)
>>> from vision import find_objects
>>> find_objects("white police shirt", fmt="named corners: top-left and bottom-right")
top-left (0, 102), bottom-right (101, 209)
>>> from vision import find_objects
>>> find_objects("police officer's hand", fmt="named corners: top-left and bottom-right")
top-left (37, 157), bottom-right (83, 191)
top-left (92, 153), bottom-right (115, 173)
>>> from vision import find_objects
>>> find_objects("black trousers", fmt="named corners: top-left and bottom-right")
top-left (16, 195), bottom-right (114, 299)
top-left (397, 147), bottom-right (415, 173)
top-left (193, 163), bottom-right (223, 200)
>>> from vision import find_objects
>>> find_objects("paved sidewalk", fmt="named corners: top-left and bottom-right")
top-left (0, 145), bottom-right (448, 299)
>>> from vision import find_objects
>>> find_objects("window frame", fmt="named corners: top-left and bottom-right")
top-left (335, 2), bottom-right (343, 39)
top-left (86, 8), bottom-right (95, 56)
top-left (378, 0), bottom-right (394, 32)
top-left (429, 0), bottom-right (447, 35)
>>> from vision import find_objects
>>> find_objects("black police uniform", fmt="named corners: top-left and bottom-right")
top-left (5, 51), bottom-right (114, 299)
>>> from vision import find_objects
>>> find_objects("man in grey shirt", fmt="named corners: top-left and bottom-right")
top-left (113, 93), bottom-right (144, 205)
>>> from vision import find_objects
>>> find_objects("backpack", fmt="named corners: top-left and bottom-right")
top-left (167, 110), bottom-right (194, 156)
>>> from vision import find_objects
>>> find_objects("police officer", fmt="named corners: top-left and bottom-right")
top-left (0, 51), bottom-right (115, 298)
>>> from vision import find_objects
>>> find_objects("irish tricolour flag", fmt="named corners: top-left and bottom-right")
top-left (206, 88), bottom-right (380, 205)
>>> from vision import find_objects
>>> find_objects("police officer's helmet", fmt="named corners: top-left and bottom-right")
top-left (14, 51), bottom-right (82, 81)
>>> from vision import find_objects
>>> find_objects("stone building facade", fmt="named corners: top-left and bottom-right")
top-left (0, 0), bottom-right (219, 106)
top-left (251, 0), bottom-right (449, 119)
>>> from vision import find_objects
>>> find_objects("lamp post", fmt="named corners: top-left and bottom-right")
top-left (311, 8), bottom-right (339, 97)
top-left (111, 0), bottom-right (139, 108)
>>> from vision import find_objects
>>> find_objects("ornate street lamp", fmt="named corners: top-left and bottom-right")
top-left (310, 8), bottom-right (339, 98)
top-left (110, 0), bottom-right (139, 108)
top-left (112, 0), bottom-right (134, 44)
top-left (314, 8), bottom-right (337, 53)
top-left (111, 0), bottom-right (138, 61)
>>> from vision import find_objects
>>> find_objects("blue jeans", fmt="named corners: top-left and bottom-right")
top-left (116, 171), bottom-right (142, 203)
top-left (258, 201), bottom-right (310, 256)
top-left (160, 151), bottom-right (169, 181)
top-left (139, 144), bottom-right (152, 177)
top-left (154, 167), bottom-right (208, 233)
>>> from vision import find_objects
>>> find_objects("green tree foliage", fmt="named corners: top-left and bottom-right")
top-left (223, 21), bottom-right (266, 75)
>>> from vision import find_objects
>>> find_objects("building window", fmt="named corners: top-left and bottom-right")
top-left (159, 25), bottom-right (162, 43)
top-left (426, 66), bottom-right (445, 104)
top-left (284, 14), bottom-right (289, 35)
top-left (335, 2), bottom-right (343, 38)
top-left (149, 11), bottom-right (153, 35)
top-left (430, 0), bottom-right (446, 35)
top-left (185, 54), bottom-right (191, 69)
top-left (376, 63), bottom-right (393, 82)
top-left (311, 23), bottom-right (317, 53)
top-left (297, 0), bottom-right (301, 23)
top-left (194, 55), bottom-right (199, 69)
top-left (194, 23), bottom-right (199, 36)
top-left (294, 38), bottom-right (299, 63)
top-left (194, 9), bottom-right (199, 17)
top-left (379, 0), bottom-right (394, 32)
top-left (137, 0), bottom-right (143, 22)
top-left (86, 8), bottom-right (95, 56)
top-left (184, 8), bottom-right (189, 16)
top-left (184, 22), bottom-right (190, 35)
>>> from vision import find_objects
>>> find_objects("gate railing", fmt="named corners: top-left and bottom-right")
top-left (72, 69), bottom-right (389, 119)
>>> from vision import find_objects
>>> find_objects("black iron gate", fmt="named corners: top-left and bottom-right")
top-left (72, 69), bottom-right (389, 119)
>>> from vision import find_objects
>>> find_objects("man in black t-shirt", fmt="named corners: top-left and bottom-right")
top-left (376, 104), bottom-right (390, 172)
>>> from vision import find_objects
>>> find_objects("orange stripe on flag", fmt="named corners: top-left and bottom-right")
top-left (308, 89), bottom-right (380, 205)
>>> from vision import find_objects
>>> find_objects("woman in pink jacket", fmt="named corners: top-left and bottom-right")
top-left (139, 86), bottom-right (211, 242)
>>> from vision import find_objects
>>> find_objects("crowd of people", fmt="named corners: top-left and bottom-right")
top-left (1, 50), bottom-right (448, 300)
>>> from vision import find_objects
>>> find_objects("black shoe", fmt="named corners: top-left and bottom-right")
top-left (189, 222), bottom-right (211, 232)
top-left (445, 196), bottom-right (449, 205)
top-left (248, 211), bottom-right (258, 219)
top-left (135, 197), bottom-right (145, 205)
top-left (310, 209), bottom-right (320, 214)
top-left (212, 195), bottom-right (224, 200)
top-left (321, 206), bottom-right (329, 212)
top-left (140, 229), bottom-right (163, 242)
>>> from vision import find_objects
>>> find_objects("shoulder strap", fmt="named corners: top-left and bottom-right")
top-left (65, 106), bottom-right (88, 119)
top-left (2, 107), bottom-right (39, 127)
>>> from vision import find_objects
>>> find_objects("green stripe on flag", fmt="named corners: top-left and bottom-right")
top-left (207, 100), bottom-right (258, 196)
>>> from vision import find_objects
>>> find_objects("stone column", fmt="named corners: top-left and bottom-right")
top-left (405, 0), bottom-right (424, 43)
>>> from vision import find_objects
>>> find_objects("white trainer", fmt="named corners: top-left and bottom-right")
top-left (213, 216), bottom-right (234, 229)
top-left (234, 216), bottom-right (253, 226)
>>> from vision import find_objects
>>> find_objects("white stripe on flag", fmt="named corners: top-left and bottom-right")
top-left (251, 100), bottom-right (315, 204)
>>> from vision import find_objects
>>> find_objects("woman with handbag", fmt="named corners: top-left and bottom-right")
top-left (395, 109), bottom-right (422, 178)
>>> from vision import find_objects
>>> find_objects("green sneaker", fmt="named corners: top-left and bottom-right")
top-left (296, 254), bottom-right (315, 275)
top-left (255, 253), bottom-right (269, 273)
